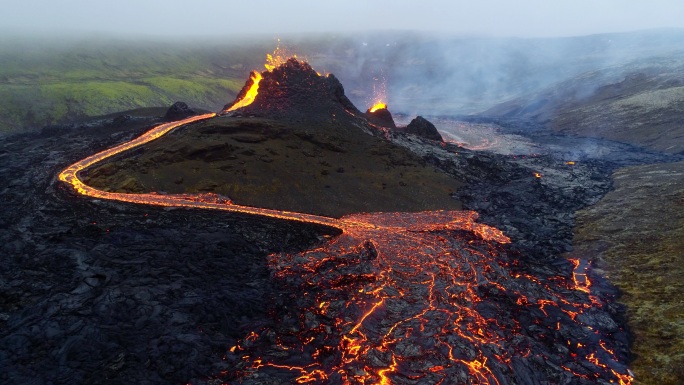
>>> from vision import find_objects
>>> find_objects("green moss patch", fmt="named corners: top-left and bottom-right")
top-left (573, 161), bottom-right (684, 384)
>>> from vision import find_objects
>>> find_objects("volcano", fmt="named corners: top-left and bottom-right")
top-left (365, 105), bottom-right (398, 129)
top-left (82, 58), bottom-right (464, 217)
top-left (33, 56), bottom-right (637, 385)
top-left (223, 58), bottom-right (361, 124)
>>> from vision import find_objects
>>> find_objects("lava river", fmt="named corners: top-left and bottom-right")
top-left (58, 114), bottom-right (633, 384)
top-left (222, 212), bottom-right (631, 385)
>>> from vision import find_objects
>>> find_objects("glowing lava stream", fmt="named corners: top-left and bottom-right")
top-left (59, 117), bottom-right (632, 384)
top-left (58, 114), bottom-right (342, 228)
top-left (58, 114), bottom-right (509, 237)
top-left (224, 71), bottom-right (262, 112)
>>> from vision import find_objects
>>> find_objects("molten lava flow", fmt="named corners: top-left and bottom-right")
top-left (58, 86), bottom-right (633, 385)
top-left (369, 102), bottom-right (387, 113)
top-left (222, 212), bottom-right (633, 385)
top-left (225, 71), bottom-right (262, 112)
top-left (57, 114), bottom-right (338, 228)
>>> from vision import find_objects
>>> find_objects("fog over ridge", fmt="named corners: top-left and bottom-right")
top-left (4, 0), bottom-right (684, 38)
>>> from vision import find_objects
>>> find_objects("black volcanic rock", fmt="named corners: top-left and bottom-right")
top-left (164, 101), bottom-right (196, 121)
top-left (0, 105), bottom-right (646, 385)
top-left (223, 58), bottom-right (362, 124)
top-left (365, 107), bottom-right (397, 129)
top-left (406, 116), bottom-right (443, 141)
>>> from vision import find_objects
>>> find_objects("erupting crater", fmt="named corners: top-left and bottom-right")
top-left (81, 55), bottom-right (462, 217)
top-left (58, 51), bottom-right (633, 384)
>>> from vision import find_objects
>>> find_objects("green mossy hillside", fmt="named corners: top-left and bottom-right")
top-left (573, 161), bottom-right (684, 384)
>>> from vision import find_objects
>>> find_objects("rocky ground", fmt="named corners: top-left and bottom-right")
top-left (1, 107), bottom-right (676, 383)
top-left (388, 127), bottom-right (677, 262)
top-left (2, 58), bottom-right (682, 383)
top-left (0, 113), bottom-right (338, 384)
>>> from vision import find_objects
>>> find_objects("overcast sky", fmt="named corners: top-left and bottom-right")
top-left (3, 0), bottom-right (684, 38)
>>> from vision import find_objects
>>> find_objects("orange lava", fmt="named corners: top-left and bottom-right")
top-left (225, 71), bottom-right (262, 112)
top-left (227, 214), bottom-right (632, 384)
top-left (369, 102), bottom-right (387, 113)
top-left (265, 39), bottom-right (300, 72)
top-left (58, 113), bottom-right (633, 385)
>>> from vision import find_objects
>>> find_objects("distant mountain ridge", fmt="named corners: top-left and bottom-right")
top-left (3, 29), bottom-right (684, 133)
top-left (482, 52), bottom-right (684, 153)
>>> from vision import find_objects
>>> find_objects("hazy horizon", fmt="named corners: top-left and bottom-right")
top-left (4, 0), bottom-right (684, 39)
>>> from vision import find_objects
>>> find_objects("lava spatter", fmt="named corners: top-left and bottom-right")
top-left (369, 102), bottom-right (387, 113)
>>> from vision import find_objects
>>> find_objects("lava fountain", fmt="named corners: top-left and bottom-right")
top-left (222, 41), bottom-right (303, 114)
top-left (369, 102), bottom-right (387, 113)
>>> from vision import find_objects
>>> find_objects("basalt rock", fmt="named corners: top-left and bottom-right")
top-left (365, 106), bottom-right (397, 129)
top-left (406, 115), bottom-right (443, 141)
top-left (0, 115), bottom-right (338, 384)
top-left (164, 101), bottom-right (197, 121)
top-left (0, 109), bottom-right (638, 385)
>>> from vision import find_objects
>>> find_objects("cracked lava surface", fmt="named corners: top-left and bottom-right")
top-left (58, 114), bottom-right (633, 384)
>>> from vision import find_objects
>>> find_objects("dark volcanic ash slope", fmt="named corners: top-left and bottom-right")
top-left (84, 59), bottom-right (463, 218)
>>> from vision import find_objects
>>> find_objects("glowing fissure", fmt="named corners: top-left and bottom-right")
top-left (59, 115), bottom-right (632, 384)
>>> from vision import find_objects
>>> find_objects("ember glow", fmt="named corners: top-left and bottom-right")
top-left (369, 102), bottom-right (387, 112)
top-left (58, 60), bottom-right (633, 385)
top-left (369, 73), bottom-right (388, 113)
top-left (265, 39), bottom-right (300, 71)
top-left (224, 224), bottom-right (633, 384)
